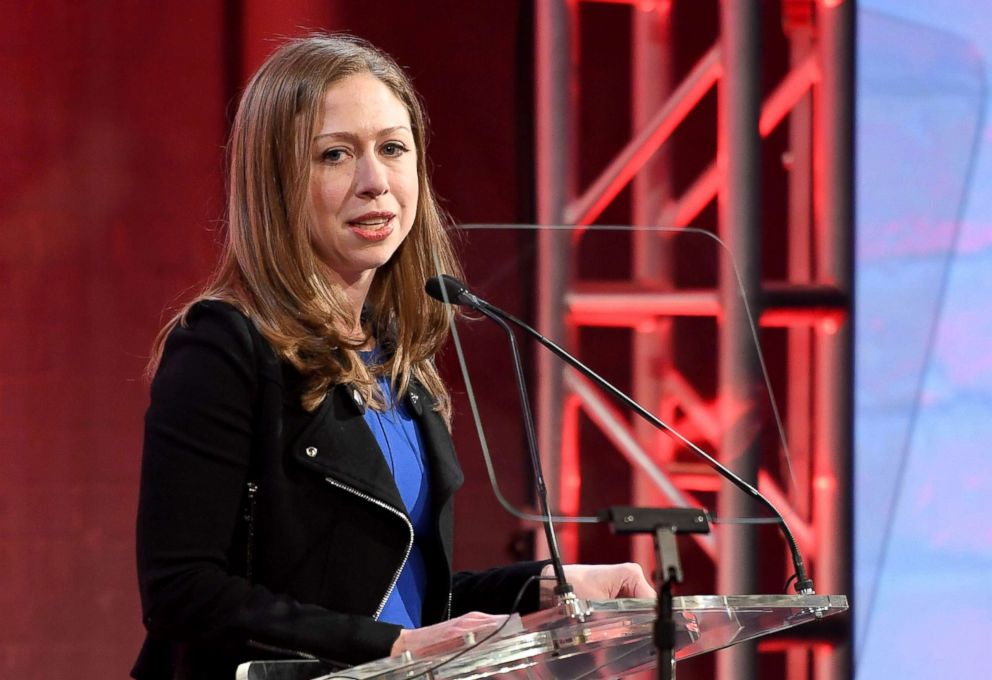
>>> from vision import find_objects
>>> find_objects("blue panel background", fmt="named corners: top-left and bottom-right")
top-left (856, 2), bottom-right (992, 676)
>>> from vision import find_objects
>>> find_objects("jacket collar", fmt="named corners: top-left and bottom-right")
top-left (408, 381), bottom-right (464, 505)
top-left (290, 382), bottom-right (463, 513)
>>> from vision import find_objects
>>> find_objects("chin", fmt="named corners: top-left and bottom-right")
top-left (348, 253), bottom-right (400, 279)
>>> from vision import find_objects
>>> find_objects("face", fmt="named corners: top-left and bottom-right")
top-left (307, 72), bottom-right (419, 287)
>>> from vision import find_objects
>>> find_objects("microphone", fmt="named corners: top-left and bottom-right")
top-left (426, 274), bottom-right (815, 595)
top-left (425, 275), bottom-right (482, 309)
top-left (427, 275), bottom-right (575, 602)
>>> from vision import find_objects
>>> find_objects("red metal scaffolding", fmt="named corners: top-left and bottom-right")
top-left (533, 1), bottom-right (853, 678)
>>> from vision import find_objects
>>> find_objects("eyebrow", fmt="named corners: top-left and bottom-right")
top-left (312, 126), bottom-right (412, 142)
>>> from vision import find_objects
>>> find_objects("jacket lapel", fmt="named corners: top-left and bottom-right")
top-left (290, 384), bottom-right (406, 513)
top-left (288, 381), bottom-right (465, 525)
top-left (407, 381), bottom-right (464, 505)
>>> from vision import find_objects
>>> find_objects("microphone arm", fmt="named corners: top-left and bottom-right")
top-left (473, 305), bottom-right (573, 597)
top-left (427, 275), bottom-right (814, 595)
top-left (425, 277), bottom-right (575, 601)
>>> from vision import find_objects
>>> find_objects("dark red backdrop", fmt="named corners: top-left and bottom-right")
top-left (0, 2), bottom-right (552, 676)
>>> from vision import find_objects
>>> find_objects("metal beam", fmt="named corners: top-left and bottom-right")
top-left (658, 51), bottom-right (819, 229)
top-left (534, 0), bottom-right (578, 560)
top-left (566, 282), bottom-right (847, 327)
top-left (566, 45), bottom-right (721, 226)
top-left (529, 3), bottom-right (854, 676)
top-left (631, 2), bottom-right (677, 569)
top-left (813, 1), bottom-right (855, 679)
top-left (566, 370), bottom-right (719, 558)
top-left (715, 2), bottom-right (763, 680)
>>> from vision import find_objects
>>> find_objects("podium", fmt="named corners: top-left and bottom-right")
top-left (236, 594), bottom-right (848, 679)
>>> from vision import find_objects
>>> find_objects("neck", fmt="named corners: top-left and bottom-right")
top-left (319, 264), bottom-right (375, 340)
top-left (340, 280), bottom-right (371, 334)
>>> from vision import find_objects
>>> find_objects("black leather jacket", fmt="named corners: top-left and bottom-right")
top-left (132, 301), bottom-right (544, 680)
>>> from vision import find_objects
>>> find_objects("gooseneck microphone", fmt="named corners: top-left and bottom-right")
top-left (426, 276), bottom-right (575, 601)
top-left (426, 274), bottom-right (815, 595)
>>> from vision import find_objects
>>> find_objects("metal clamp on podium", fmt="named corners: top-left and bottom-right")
top-left (599, 506), bottom-right (711, 680)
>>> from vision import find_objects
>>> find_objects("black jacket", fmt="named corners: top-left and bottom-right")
top-left (132, 301), bottom-right (544, 680)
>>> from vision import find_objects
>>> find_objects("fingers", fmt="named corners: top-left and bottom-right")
top-left (629, 572), bottom-right (657, 598)
top-left (558, 562), bottom-right (657, 600)
top-left (457, 611), bottom-right (506, 623)
top-left (442, 612), bottom-right (506, 638)
top-left (394, 612), bottom-right (509, 655)
top-left (427, 611), bottom-right (505, 637)
top-left (620, 562), bottom-right (656, 598)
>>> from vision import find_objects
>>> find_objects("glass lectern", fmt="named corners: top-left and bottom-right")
top-left (237, 594), bottom-right (848, 679)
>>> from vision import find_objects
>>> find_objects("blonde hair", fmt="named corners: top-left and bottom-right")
top-left (149, 34), bottom-right (462, 419)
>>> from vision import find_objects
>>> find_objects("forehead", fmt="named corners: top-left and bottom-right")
top-left (315, 72), bottom-right (412, 134)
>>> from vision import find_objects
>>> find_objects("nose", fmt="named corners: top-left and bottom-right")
top-left (354, 154), bottom-right (389, 199)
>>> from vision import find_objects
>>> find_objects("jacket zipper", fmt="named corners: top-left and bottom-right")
top-left (243, 484), bottom-right (318, 660)
top-left (446, 591), bottom-right (453, 620)
top-left (325, 477), bottom-right (414, 620)
top-left (244, 481), bottom-right (259, 585)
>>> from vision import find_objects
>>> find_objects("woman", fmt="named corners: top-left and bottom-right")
top-left (133, 34), bottom-right (651, 680)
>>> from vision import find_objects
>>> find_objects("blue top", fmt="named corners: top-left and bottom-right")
top-left (360, 352), bottom-right (432, 629)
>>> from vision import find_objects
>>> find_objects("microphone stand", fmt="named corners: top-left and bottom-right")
top-left (460, 284), bottom-right (814, 596)
top-left (426, 274), bottom-right (816, 676)
top-left (599, 507), bottom-right (710, 680)
top-left (472, 305), bottom-right (577, 607)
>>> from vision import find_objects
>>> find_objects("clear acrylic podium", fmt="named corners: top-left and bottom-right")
top-left (236, 594), bottom-right (848, 679)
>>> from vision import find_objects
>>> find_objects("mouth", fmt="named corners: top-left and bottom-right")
top-left (347, 212), bottom-right (395, 241)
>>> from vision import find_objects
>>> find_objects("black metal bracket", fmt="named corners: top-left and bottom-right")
top-left (599, 506), bottom-right (710, 538)
top-left (598, 506), bottom-right (711, 680)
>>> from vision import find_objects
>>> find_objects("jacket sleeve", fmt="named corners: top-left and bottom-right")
top-left (135, 302), bottom-right (401, 666)
top-left (451, 560), bottom-right (551, 617)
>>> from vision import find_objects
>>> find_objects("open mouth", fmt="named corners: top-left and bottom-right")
top-left (348, 212), bottom-right (395, 241)
top-left (350, 217), bottom-right (391, 228)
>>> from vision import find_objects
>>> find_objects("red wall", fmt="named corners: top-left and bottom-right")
top-left (1, 2), bottom-right (227, 676)
top-left (0, 2), bottom-right (537, 676)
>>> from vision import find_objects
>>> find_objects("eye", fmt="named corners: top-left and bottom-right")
top-left (320, 147), bottom-right (350, 163)
top-left (381, 142), bottom-right (410, 158)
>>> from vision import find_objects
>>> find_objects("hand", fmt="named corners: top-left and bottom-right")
top-left (540, 562), bottom-right (656, 608)
top-left (390, 611), bottom-right (508, 656)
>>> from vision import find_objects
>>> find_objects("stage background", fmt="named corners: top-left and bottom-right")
top-left (855, 1), bottom-right (992, 677)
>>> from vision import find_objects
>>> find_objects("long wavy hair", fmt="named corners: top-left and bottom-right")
top-left (149, 34), bottom-right (463, 419)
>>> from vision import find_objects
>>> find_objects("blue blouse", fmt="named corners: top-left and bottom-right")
top-left (360, 354), bottom-right (432, 629)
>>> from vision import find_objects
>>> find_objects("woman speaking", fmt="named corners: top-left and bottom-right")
top-left (132, 34), bottom-right (651, 680)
